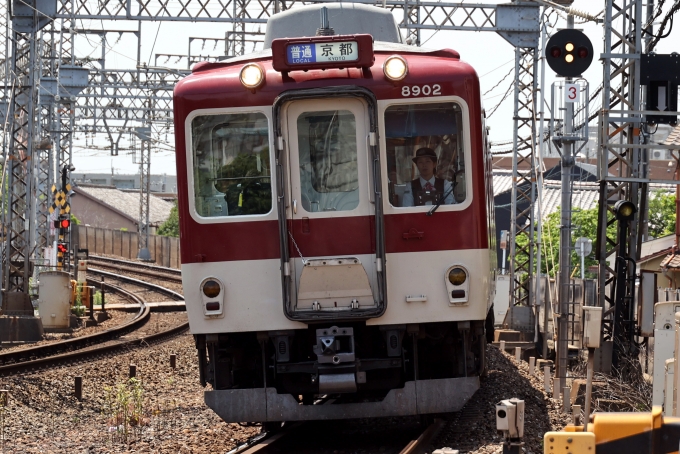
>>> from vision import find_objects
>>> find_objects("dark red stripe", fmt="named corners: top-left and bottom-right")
top-left (384, 209), bottom-right (487, 253)
top-left (180, 220), bottom-right (280, 263)
top-left (289, 216), bottom-right (375, 258)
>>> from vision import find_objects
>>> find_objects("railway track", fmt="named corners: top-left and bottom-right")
top-left (227, 418), bottom-right (444, 454)
top-left (88, 255), bottom-right (182, 284)
top-left (0, 268), bottom-right (187, 376)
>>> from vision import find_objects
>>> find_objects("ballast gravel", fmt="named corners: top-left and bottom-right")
top-left (0, 337), bottom-right (584, 453)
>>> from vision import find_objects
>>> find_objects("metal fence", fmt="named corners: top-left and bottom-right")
top-left (75, 225), bottom-right (180, 269)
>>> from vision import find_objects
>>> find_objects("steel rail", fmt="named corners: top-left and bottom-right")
top-left (0, 280), bottom-right (148, 367)
top-left (87, 260), bottom-right (183, 284)
top-left (88, 255), bottom-right (181, 276)
top-left (87, 268), bottom-right (184, 300)
top-left (0, 280), bottom-right (188, 376)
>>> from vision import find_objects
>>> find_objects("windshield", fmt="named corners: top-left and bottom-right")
top-left (191, 112), bottom-right (272, 217)
top-left (296, 110), bottom-right (359, 212)
top-left (384, 102), bottom-right (466, 208)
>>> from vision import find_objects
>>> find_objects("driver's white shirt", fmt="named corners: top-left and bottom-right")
top-left (401, 176), bottom-right (454, 207)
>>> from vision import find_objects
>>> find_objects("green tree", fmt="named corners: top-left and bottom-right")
top-left (516, 207), bottom-right (615, 278)
top-left (648, 190), bottom-right (676, 238)
top-left (70, 213), bottom-right (81, 225)
top-left (157, 202), bottom-right (179, 237)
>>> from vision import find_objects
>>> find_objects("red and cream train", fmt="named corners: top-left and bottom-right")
top-left (173, 3), bottom-right (496, 423)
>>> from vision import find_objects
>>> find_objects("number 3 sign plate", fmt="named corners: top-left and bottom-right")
top-left (565, 83), bottom-right (581, 103)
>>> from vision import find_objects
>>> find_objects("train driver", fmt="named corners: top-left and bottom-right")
top-left (401, 147), bottom-right (454, 207)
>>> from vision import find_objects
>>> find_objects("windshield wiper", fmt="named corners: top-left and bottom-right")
top-left (426, 182), bottom-right (456, 216)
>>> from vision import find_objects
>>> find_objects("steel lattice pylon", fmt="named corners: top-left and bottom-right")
top-left (596, 0), bottom-right (646, 370)
top-left (509, 46), bottom-right (537, 318)
top-left (4, 25), bottom-right (39, 294)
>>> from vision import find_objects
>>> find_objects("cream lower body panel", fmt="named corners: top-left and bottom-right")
top-left (205, 376), bottom-right (479, 422)
top-left (368, 249), bottom-right (491, 326)
top-left (182, 259), bottom-right (306, 333)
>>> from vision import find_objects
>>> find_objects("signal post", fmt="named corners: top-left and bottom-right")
top-left (544, 21), bottom-right (594, 394)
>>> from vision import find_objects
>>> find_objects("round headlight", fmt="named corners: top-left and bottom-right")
top-left (448, 268), bottom-right (467, 286)
top-left (240, 63), bottom-right (265, 89)
top-left (383, 55), bottom-right (408, 81)
top-left (202, 279), bottom-right (221, 298)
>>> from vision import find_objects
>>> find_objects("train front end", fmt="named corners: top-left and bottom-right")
top-left (173, 4), bottom-right (496, 422)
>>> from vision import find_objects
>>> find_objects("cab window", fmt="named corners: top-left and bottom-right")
top-left (191, 112), bottom-right (271, 217)
top-left (384, 103), bottom-right (466, 208)
top-left (297, 110), bottom-right (359, 212)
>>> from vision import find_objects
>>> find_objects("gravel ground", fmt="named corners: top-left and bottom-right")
top-left (430, 346), bottom-right (572, 454)
top-left (0, 309), bottom-right (135, 354)
top-left (0, 331), bottom-right (260, 454)
top-left (0, 338), bottom-right (581, 454)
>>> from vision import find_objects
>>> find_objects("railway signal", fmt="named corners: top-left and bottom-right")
top-left (56, 242), bottom-right (68, 269)
top-left (640, 53), bottom-right (680, 125)
top-left (545, 29), bottom-right (594, 78)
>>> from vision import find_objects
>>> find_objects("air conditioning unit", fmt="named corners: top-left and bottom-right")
top-left (654, 151), bottom-right (662, 159)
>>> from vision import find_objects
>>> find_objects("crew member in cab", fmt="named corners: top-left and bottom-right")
top-left (402, 147), bottom-right (454, 207)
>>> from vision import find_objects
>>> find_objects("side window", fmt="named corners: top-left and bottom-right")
top-left (384, 103), bottom-right (466, 208)
top-left (297, 110), bottom-right (359, 212)
top-left (191, 112), bottom-right (272, 217)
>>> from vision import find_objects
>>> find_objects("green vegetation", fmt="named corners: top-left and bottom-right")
top-left (103, 377), bottom-right (145, 443)
top-left (516, 193), bottom-right (676, 278)
top-left (70, 213), bottom-right (81, 225)
top-left (156, 202), bottom-right (179, 237)
top-left (648, 190), bottom-right (676, 238)
top-left (516, 207), bottom-right (615, 278)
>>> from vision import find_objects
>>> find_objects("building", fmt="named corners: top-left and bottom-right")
top-left (71, 172), bottom-right (178, 193)
top-left (71, 184), bottom-right (174, 233)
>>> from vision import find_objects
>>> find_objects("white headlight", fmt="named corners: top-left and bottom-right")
top-left (240, 63), bottom-right (265, 89)
top-left (383, 55), bottom-right (408, 81)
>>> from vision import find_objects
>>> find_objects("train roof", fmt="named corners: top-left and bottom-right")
top-left (263, 4), bottom-right (402, 48)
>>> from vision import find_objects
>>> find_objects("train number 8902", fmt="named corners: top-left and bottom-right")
top-left (401, 84), bottom-right (442, 97)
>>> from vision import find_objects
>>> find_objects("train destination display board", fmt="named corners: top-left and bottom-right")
top-left (286, 41), bottom-right (359, 65)
top-left (271, 34), bottom-right (374, 72)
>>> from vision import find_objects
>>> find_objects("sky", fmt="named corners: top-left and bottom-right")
top-left (68, 0), bottom-right (680, 177)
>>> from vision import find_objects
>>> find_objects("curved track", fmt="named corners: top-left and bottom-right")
top-left (88, 255), bottom-right (182, 284)
top-left (0, 269), bottom-right (187, 376)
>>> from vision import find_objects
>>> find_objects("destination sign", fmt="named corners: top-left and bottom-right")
top-left (286, 41), bottom-right (359, 65)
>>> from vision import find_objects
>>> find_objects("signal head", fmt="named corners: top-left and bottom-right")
top-left (545, 29), bottom-right (594, 77)
top-left (60, 219), bottom-right (71, 229)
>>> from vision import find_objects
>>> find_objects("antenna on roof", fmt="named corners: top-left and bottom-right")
top-left (316, 7), bottom-right (335, 36)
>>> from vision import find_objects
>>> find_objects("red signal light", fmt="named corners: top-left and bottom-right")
top-left (57, 243), bottom-right (67, 253)
top-left (578, 47), bottom-right (588, 59)
top-left (550, 46), bottom-right (562, 58)
top-left (60, 219), bottom-right (70, 229)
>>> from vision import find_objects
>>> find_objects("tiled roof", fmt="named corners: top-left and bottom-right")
top-left (537, 182), bottom-right (600, 218)
top-left (76, 184), bottom-right (173, 226)
top-left (663, 124), bottom-right (680, 146)
top-left (661, 251), bottom-right (680, 269)
top-left (493, 173), bottom-right (513, 196)
top-left (493, 173), bottom-right (600, 217)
